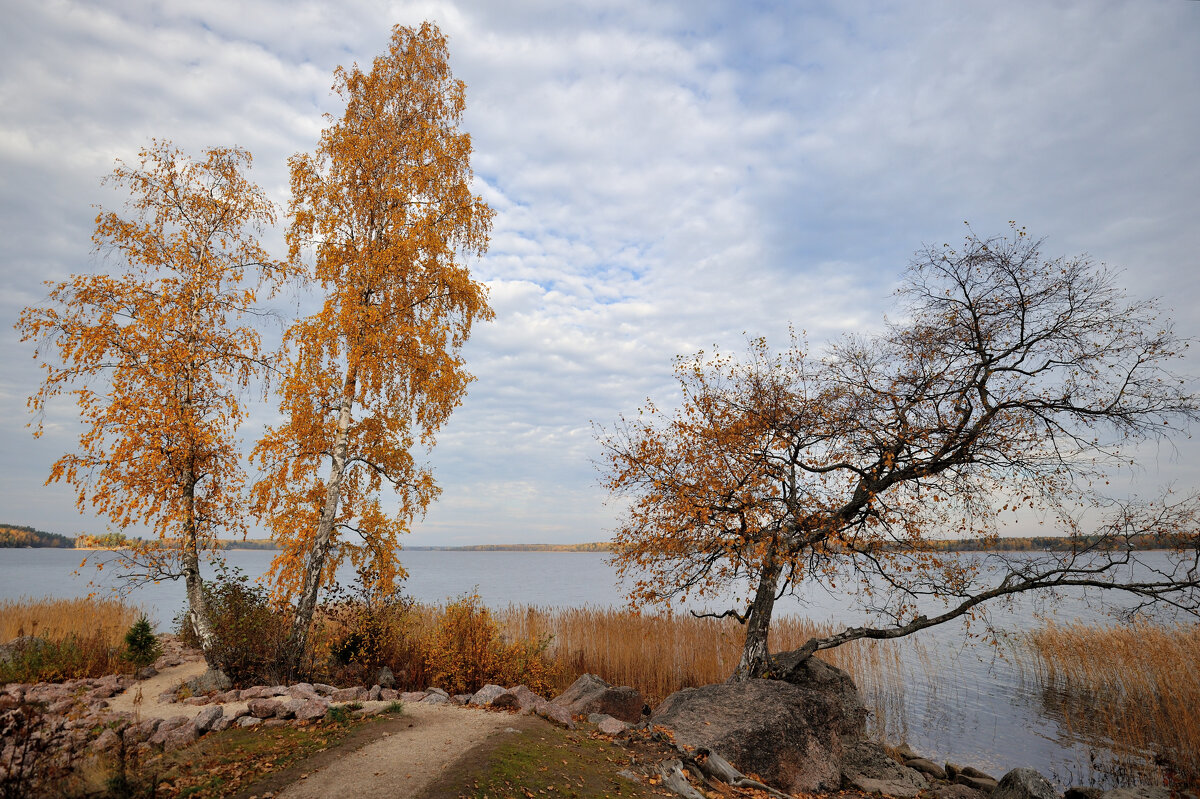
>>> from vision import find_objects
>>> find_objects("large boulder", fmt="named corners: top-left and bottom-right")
top-left (552, 674), bottom-right (643, 723)
top-left (651, 675), bottom-right (867, 794)
top-left (992, 768), bottom-right (1057, 799)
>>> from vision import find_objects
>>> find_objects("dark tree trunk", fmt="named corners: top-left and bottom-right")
top-left (729, 537), bottom-right (783, 682)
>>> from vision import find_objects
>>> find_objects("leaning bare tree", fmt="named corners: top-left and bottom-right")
top-left (599, 226), bottom-right (1200, 681)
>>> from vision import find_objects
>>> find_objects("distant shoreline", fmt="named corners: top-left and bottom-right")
top-left (1, 522), bottom-right (1185, 553)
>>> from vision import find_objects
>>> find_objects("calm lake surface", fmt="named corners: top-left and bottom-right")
top-left (0, 547), bottom-right (1182, 787)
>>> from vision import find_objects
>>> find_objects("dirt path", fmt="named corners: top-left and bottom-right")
top-left (273, 703), bottom-right (537, 799)
top-left (107, 659), bottom-right (541, 797)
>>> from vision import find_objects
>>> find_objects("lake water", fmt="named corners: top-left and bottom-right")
top-left (0, 547), bottom-right (1183, 787)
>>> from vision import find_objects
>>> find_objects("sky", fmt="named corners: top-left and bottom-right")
top-left (1, 0), bottom-right (1198, 546)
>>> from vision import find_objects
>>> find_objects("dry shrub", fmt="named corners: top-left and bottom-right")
top-left (0, 597), bottom-right (141, 682)
top-left (1026, 621), bottom-right (1200, 787)
top-left (421, 594), bottom-right (559, 695)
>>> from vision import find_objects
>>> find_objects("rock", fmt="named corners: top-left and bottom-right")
top-left (287, 683), bottom-right (320, 701)
top-left (616, 769), bottom-right (642, 784)
top-left (907, 757), bottom-right (949, 781)
top-left (209, 716), bottom-right (233, 733)
top-left (553, 674), bottom-right (643, 723)
top-left (506, 685), bottom-right (543, 712)
top-left (894, 743), bottom-right (922, 761)
top-left (91, 728), bottom-right (122, 753)
top-left (377, 667), bottom-right (396, 689)
top-left (135, 665), bottom-right (159, 680)
top-left (426, 686), bottom-right (449, 698)
top-left (148, 715), bottom-right (189, 746)
top-left (276, 698), bottom-right (304, 719)
top-left (237, 716), bottom-right (261, 728)
top-left (489, 691), bottom-right (521, 710)
top-left (769, 650), bottom-right (870, 730)
top-left (331, 687), bottom-right (363, 702)
top-left (469, 684), bottom-right (508, 706)
top-left (401, 691), bottom-right (427, 703)
top-left (596, 716), bottom-right (630, 735)
top-left (380, 688), bottom-right (398, 701)
top-left (935, 784), bottom-right (990, 799)
top-left (1100, 790), bottom-right (1171, 799)
top-left (533, 699), bottom-right (575, 729)
top-left (312, 683), bottom-right (337, 697)
top-left (247, 698), bottom-right (280, 719)
top-left (162, 723), bottom-right (198, 752)
top-left (185, 668), bottom-right (232, 695)
top-left (367, 684), bottom-right (382, 701)
top-left (421, 693), bottom-right (449, 705)
top-left (947, 763), bottom-right (963, 780)
top-left (193, 705), bottom-right (224, 733)
top-left (992, 768), bottom-right (1057, 799)
top-left (1064, 789), bottom-right (1103, 799)
top-left (212, 690), bottom-right (241, 703)
top-left (184, 696), bottom-right (211, 706)
top-left (0, 635), bottom-right (49, 664)
top-left (294, 699), bottom-right (329, 721)
top-left (451, 694), bottom-right (472, 705)
top-left (840, 741), bottom-right (928, 798)
top-left (956, 774), bottom-right (1000, 793)
top-left (962, 766), bottom-right (997, 781)
top-left (651, 676), bottom-right (866, 794)
top-left (90, 683), bottom-right (122, 700)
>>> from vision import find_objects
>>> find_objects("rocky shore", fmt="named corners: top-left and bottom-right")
top-left (1, 639), bottom-right (1192, 798)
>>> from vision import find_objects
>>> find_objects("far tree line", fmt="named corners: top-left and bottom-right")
top-left (1, 524), bottom-right (1186, 555)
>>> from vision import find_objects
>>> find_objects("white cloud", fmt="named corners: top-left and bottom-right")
top-left (2, 0), bottom-right (1197, 546)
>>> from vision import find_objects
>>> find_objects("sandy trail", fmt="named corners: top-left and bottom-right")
top-left (276, 702), bottom-right (522, 799)
top-left (106, 659), bottom-right (257, 721)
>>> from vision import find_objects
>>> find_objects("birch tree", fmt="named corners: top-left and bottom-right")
top-left (600, 227), bottom-right (1200, 681)
top-left (18, 141), bottom-right (286, 659)
top-left (251, 22), bottom-right (493, 661)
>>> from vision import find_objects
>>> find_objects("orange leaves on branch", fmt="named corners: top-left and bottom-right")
top-left (250, 23), bottom-right (493, 622)
top-left (18, 140), bottom-right (287, 561)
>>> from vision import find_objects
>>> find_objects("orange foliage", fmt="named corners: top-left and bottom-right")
top-left (251, 23), bottom-right (493, 642)
top-left (599, 226), bottom-right (1200, 678)
top-left (18, 142), bottom-right (288, 605)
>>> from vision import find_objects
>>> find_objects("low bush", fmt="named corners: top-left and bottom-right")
top-left (178, 563), bottom-right (292, 687)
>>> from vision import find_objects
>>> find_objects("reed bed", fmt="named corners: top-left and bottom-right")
top-left (0, 596), bottom-right (144, 681)
top-left (490, 605), bottom-right (907, 734)
top-left (0, 596), bottom-right (141, 643)
top-left (1025, 621), bottom-right (1200, 787)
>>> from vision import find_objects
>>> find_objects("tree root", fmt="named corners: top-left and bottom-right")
top-left (655, 747), bottom-right (793, 799)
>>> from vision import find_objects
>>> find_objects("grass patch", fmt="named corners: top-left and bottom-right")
top-left (111, 712), bottom-right (396, 798)
top-left (432, 723), bottom-right (665, 799)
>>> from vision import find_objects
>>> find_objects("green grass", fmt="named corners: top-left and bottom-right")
top-left (444, 724), bottom-right (664, 799)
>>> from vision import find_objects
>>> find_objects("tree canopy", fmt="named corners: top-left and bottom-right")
top-left (600, 226), bottom-right (1200, 680)
top-left (18, 141), bottom-right (287, 655)
top-left (250, 22), bottom-right (494, 656)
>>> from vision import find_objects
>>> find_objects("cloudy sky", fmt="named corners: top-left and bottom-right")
top-left (2, 0), bottom-right (1198, 546)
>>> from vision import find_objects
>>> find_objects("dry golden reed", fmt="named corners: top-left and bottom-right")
top-left (1026, 621), bottom-right (1200, 787)
top-left (490, 605), bottom-right (907, 728)
top-left (0, 596), bottom-right (141, 644)
top-left (0, 596), bottom-right (145, 682)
